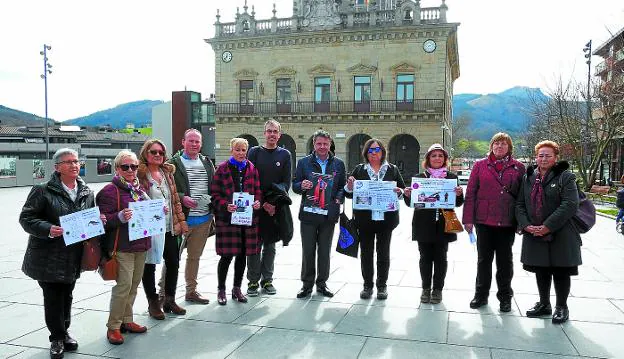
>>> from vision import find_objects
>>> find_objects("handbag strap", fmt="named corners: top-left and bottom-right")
top-left (112, 185), bottom-right (121, 257)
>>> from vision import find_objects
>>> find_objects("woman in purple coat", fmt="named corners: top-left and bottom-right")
top-left (211, 138), bottom-right (262, 305)
top-left (462, 132), bottom-right (525, 313)
top-left (97, 150), bottom-right (151, 345)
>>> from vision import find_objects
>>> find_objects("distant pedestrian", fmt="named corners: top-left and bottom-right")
top-left (462, 132), bottom-right (525, 313)
top-left (516, 140), bottom-right (581, 324)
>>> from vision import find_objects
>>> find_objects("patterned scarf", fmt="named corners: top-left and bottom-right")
top-left (228, 157), bottom-right (247, 172)
top-left (114, 175), bottom-right (148, 202)
top-left (426, 166), bottom-right (447, 178)
top-left (489, 153), bottom-right (510, 173)
top-left (365, 162), bottom-right (389, 181)
top-left (530, 171), bottom-right (547, 224)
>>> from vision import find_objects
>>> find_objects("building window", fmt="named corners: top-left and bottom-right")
top-left (354, 76), bottom-right (371, 102)
top-left (314, 77), bottom-right (331, 112)
top-left (396, 74), bottom-right (414, 111)
top-left (276, 79), bottom-right (292, 104)
top-left (240, 80), bottom-right (254, 114)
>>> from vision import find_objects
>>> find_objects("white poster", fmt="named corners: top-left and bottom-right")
top-left (128, 199), bottom-right (166, 241)
top-left (352, 180), bottom-right (399, 212)
top-left (59, 207), bottom-right (105, 246)
top-left (231, 192), bottom-right (254, 226)
top-left (410, 177), bottom-right (457, 209)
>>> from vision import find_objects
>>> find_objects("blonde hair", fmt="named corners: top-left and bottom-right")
top-left (114, 150), bottom-right (138, 168)
top-left (489, 132), bottom-right (514, 155)
top-left (230, 137), bottom-right (249, 150)
top-left (534, 140), bottom-right (560, 155)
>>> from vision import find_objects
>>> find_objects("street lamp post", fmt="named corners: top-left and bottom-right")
top-left (40, 44), bottom-right (52, 159)
top-left (441, 124), bottom-right (449, 148)
top-left (582, 40), bottom-right (592, 165)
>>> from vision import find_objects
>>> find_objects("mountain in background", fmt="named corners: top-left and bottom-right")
top-left (452, 86), bottom-right (548, 140)
top-left (64, 100), bottom-right (164, 128)
top-left (1, 87), bottom-right (545, 135)
top-left (0, 105), bottom-right (55, 126)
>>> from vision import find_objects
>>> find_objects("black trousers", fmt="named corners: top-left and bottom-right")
top-left (217, 255), bottom-right (246, 290)
top-left (143, 232), bottom-right (179, 298)
top-left (38, 280), bottom-right (76, 342)
top-left (418, 242), bottom-right (449, 290)
top-left (474, 224), bottom-right (515, 301)
top-left (360, 227), bottom-right (392, 289)
top-left (300, 221), bottom-right (336, 289)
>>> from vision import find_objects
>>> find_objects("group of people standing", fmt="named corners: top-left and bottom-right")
top-left (19, 123), bottom-right (585, 359)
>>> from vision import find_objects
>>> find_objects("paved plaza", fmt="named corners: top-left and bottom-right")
top-left (2, 183), bottom-right (624, 358)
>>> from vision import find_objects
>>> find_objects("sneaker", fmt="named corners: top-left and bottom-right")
top-left (376, 287), bottom-right (388, 300)
top-left (247, 282), bottom-right (259, 297)
top-left (360, 286), bottom-right (373, 299)
top-left (262, 281), bottom-right (277, 295)
top-left (420, 289), bottom-right (431, 303)
top-left (430, 289), bottom-right (443, 304)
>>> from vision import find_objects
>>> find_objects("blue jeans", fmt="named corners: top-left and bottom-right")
top-left (617, 209), bottom-right (624, 222)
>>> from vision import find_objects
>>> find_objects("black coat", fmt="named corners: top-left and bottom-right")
top-left (19, 173), bottom-right (95, 283)
top-left (405, 172), bottom-right (464, 243)
top-left (260, 184), bottom-right (294, 246)
top-left (516, 161), bottom-right (581, 268)
top-left (344, 163), bottom-right (406, 232)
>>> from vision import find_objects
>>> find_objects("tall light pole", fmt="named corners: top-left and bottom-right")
top-left (441, 124), bottom-right (450, 148)
top-left (40, 44), bottom-right (52, 159)
top-left (582, 40), bottom-right (592, 171)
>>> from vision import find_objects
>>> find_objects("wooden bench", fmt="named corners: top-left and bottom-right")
top-left (589, 185), bottom-right (612, 204)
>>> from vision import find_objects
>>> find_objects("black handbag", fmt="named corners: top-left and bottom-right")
top-left (336, 206), bottom-right (359, 258)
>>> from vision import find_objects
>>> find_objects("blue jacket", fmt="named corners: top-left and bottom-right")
top-left (293, 152), bottom-right (346, 224)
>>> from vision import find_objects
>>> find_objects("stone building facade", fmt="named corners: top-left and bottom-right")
top-left (206, 0), bottom-right (459, 178)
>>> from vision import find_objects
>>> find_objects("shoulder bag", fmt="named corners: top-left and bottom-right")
top-left (98, 186), bottom-right (120, 281)
top-left (442, 209), bottom-right (464, 234)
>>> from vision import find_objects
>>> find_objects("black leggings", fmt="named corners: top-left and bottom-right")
top-left (536, 272), bottom-right (571, 308)
top-left (418, 242), bottom-right (449, 290)
top-left (218, 255), bottom-right (246, 290)
top-left (143, 232), bottom-right (179, 298)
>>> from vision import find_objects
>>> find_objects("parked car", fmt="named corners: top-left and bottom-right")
top-left (457, 170), bottom-right (471, 185)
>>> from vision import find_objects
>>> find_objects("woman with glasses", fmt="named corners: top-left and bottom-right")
top-left (97, 150), bottom-right (151, 344)
top-left (403, 144), bottom-right (464, 304)
top-left (138, 139), bottom-right (188, 319)
top-left (516, 140), bottom-right (581, 324)
top-left (19, 148), bottom-right (99, 359)
top-left (345, 139), bottom-right (405, 300)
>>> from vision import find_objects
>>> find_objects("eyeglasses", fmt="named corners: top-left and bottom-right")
top-left (119, 164), bottom-right (139, 171)
top-left (368, 147), bottom-right (382, 154)
top-left (149, 150), bottom-right (165, 156)
top-left (265, 129), bottom-right (279, 134)
top-left (57, 160), bottom-right (80, 165)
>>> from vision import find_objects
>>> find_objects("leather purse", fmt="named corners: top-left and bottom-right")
top-left (81, 237), bottom-right (101, 272)
top-left (441, 210), bottom-right (464, 234)
top-left (98, 187), bottom-right (120, 281)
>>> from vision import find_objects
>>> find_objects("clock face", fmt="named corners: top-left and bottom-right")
top-left (222, 51), bottom-right (232, 63)
top-left (423, 39), bottom-right (436, 53)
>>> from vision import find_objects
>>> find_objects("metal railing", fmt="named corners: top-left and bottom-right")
top-left (216, 99), bottom-right (444, 115)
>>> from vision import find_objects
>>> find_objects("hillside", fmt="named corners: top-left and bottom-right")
top-left (452, 86), bottom-right (547, 140)
top-left (64, 100), bottom-right (164, 128)
top-left (0, 105), bottom-right (54, 126)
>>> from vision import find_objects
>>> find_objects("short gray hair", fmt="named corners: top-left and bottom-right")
top-left (114, 150), bottom-right (138, 168)
top-left (312, 129), bottom-right (331, 143)
top-left (53, 148), bottom-right (79, 163)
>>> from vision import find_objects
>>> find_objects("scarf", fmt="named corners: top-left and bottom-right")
top-left (426, 166), bottom-right (447, 178)
top-left (228, 157), bottom-right (247, 172)
top-left (530, 171), bottom-right (547, 224)
top-left (365, 162), bottom-right (389, 181)
top-left (114, 175), bottom-right (148, 202)
top-left (489, 153), bottom-right (510, 173)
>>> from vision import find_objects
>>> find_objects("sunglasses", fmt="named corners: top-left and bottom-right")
top-left (120, 164), bottom-right (139, 171)
top-left (368, 147), bottom-right (382, 154)
top-left (149, 150), bottom-right (165, 156)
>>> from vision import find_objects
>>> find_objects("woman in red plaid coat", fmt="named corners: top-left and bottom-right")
top-left (211, 138), bottom-right (262, 305)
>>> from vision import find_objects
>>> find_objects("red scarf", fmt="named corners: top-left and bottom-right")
top-left (530, 171), bottom-right (547, 224)
top-left (488, 153), bottom-right (510, 173)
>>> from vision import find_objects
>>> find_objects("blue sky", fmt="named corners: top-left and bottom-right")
top-left (0, 0), bottom-right (622, 121)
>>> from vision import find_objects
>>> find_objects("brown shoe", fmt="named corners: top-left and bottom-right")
top-left (163, 296), bottom-right (187, 315)
top-left (147, 297), bottom-right (165, 320)
top-left (186, 291), bottom-right (210, 304)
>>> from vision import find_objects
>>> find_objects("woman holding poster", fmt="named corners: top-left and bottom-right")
top-left (97, 150), bottom-right (151, 344)
top-left (19, 148), bottom-right (96, 359)
top-left (404, 144), bottom-right (464, 305)
top-left (345, 138), bottom-right (405, 300)
top-left (137, 139), bottom-right (188, 319)
top-left (211, 138), bottom-right (262, 305)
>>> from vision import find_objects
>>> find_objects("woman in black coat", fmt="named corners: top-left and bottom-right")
top-left (345, 138), bottom-right (405, 300)
top-left (19, 148), bottom-right (100, 359)
top-left (404, 144), bottom-right (464, 305)
top-left (516, 140), bottom-right (581, 324)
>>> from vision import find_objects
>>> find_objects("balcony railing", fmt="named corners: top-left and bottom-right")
top-left (216, 99), bottom-right (444, 115)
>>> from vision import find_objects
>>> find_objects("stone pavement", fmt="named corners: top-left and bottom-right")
top-left (2, 183), bottom-right (624, 358)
